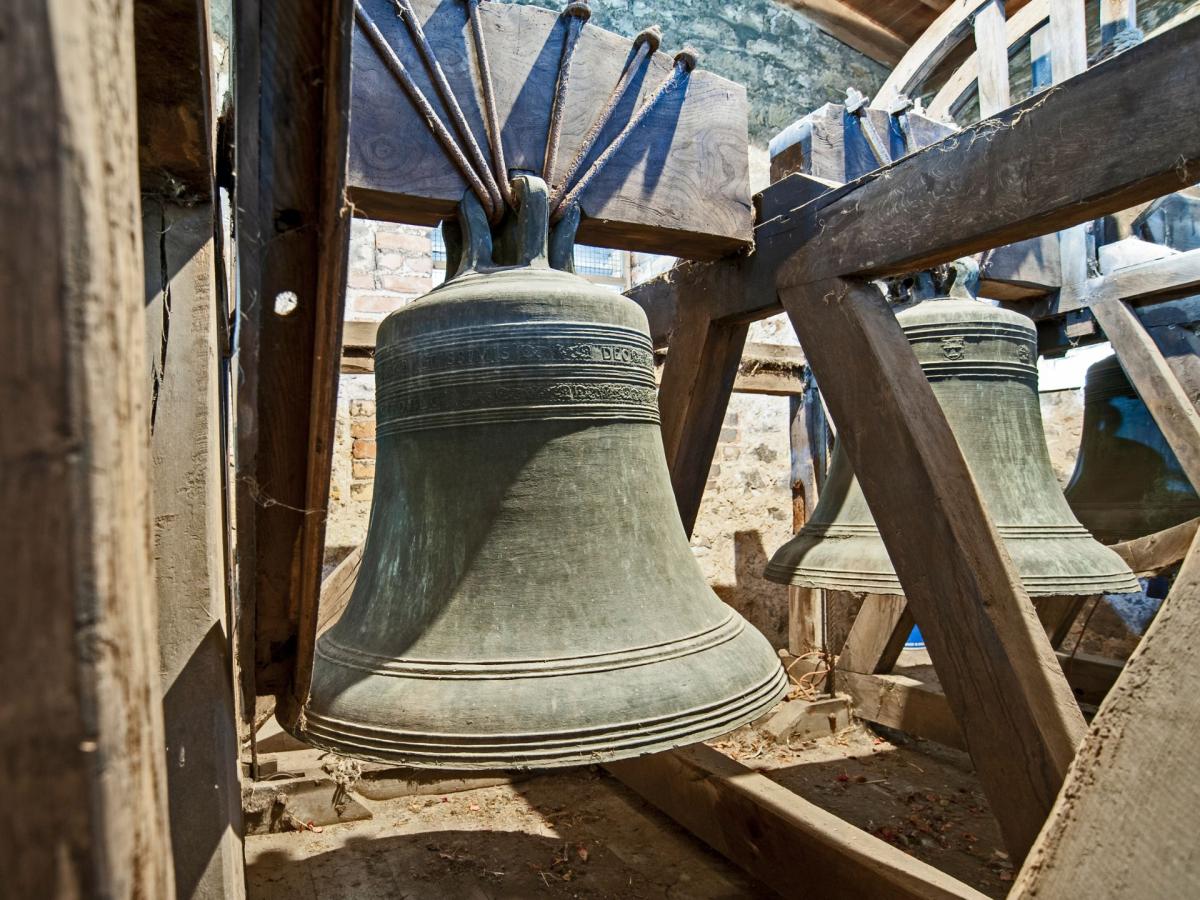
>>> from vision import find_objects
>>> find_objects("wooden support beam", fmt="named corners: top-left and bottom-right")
top-left (779, 276), bottom-right (1085, 859)
top-left (657, 296), bottom-right (749, 537)
top-left (1032, 245), bottom-right (1200, 318)
top-left (1034, 596), bottom-right (1088, 649)
top-left (2, 0), bottom-right (173, 891)
top-left (1110, 516), bottom-right (1200, 577)
top-left (606, 745), bottom-right (988, 900)
top-left (839, 672), bottom-right (968, 752)
top-left (1012, 529), bottom-right (1200, 898)
top-left (775, 1), bottom-right (909, 66)
top-left (779, 18), bottom-right (1200, 287)
top-left (638, 20), bottom-right (1200, 334)
top-left (835, 594), bottom-right (913, 676)
top-left (235, 0), bottom-right (354, 700)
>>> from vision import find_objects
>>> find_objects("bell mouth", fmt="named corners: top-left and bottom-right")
top-left (297, 629), bottom-right (788, 770)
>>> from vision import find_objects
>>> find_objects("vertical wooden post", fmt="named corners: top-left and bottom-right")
top-left (1049, 0), bottom-right (1092, 290)
top-left (779, 276), bottom-right (1085, 859)
top-left (786, 378), bottom-right (831, 658)
top-left (144, 200), bottom-right (245, 900)
top-left (973, 0), bottom-right (1011, 118)
top-left (657, 278), bottom-right (749, 536)
top-left (1100, 0), bottom-right (1138, 46)
top-left (1, 0), bottom-right (174, 894)
top-left (235, 0), bottom-right (354, 706)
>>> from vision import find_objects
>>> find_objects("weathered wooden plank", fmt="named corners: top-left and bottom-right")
top-left (144, 200), bottom-right (245, 900)
top-left (236, 0), bottom-right (354, 698)
top-left (625, 173), bottom-right (844, 343)
top-left (656, 295), bottom-right (748, 536)
top-left (836, 595), bottom-right (913, 676)
top-left (1090, 297), bottom-right (1200, 492)
top-left (839, 672), bottom-right (968, 752)
top-left (973, 0), bottom-right (1011, 118)
top-left (980, 233), bottom-right (1061, 299)
top-left (1012, 529), bottom-right (1200, 899)
top-left (1, 0), bottom-right (174, 892)
top-left (780, 276), bottom-right (1085, 859)
top-left (318, 544), bottom-right (364, 635)
top-left (606, 744), bottom-right (989, 900)
top-left (348, 0), bottom-right (751, 259)
top-left (1032, 246), bottom-right (1200, 319)
top-left (929, 0), bottom-right (1050, 119)
top-left (775, 0), bottom-right (909, 65)
top-left (873, 0), bottom-right (994, 104)
top-left (1110, 516), bottom-right (1200, 577)
top-left (133, 0), bottom-right (213, 199)
top-left (779, 18), bottom-right (1200, 287)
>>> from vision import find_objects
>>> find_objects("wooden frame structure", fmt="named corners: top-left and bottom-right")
top-left (301, 10), bottom-right (1200, 891)
top-left (12, 0), bottom-right (1195, 895)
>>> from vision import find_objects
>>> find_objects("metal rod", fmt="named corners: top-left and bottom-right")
top-left (548, 24), bottom-right (660, 206)
top-left (844, 87), bottom-right (891, 168)
top-left (542, 2), bottom-right (592, 188)
top-left (354, 2), bottom-right (495, 217)
top-left (392, 0), bottom-right (505, 220)
top-left (551, 46), bottom-right (696, 223)
top-left (466, 0), bottom-right (514, 207)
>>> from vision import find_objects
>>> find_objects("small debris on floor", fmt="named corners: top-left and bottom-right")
top-left (246, 718), bottom-right (1011, 898)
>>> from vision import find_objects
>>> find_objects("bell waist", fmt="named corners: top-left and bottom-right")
top-left (375, 320), bottom-right (660, 435)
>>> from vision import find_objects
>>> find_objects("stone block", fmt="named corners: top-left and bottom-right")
top-left (351, 292), bottom-right (409, 315)
top-left (352, 438), bottom-right (376, 459)
top-left (350, 419), bottom-right (375, 439)
top-left (349, 399), bottom-right (376, 417)
top-left (352, 459), bottom-right (376, 479)
top-left (378, 273), bottom-right (433, 295)
top-left (376, 228), bottom-right (430, 254)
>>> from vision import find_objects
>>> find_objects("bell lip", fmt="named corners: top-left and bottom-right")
top-left (290, 666), bottom-right (788, 771)
top-left (764, 559), bottom-right (1141, 597)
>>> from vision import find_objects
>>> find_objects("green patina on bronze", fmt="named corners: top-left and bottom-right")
top-left (1065, 355), bottom-right (1200, 545)
top-left (299, 177), bottom-right (786, 769)
top-left (766, 295), bottom-right (1141, 598)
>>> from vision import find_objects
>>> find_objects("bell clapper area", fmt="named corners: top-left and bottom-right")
top-left (8, 0), bottom-right (1200, 899)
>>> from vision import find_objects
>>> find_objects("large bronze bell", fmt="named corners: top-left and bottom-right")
top-left (765, 288), bottom-right (1140, 597)
top-left (1065, 355), bottom-right (1200, 544)
top-left (299, 178), bottom-right (786, 769)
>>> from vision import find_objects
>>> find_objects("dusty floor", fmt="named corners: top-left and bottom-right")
top-left (246, 717), bottom-right (1013, 899)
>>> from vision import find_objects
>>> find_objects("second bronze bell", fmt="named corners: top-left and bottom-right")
top-left (294, 178), bottom-right (787, 770)
top-left (765, 292), bottom-right (1140, 598)
top-left (1065, 355), bottom-right (1200, 544)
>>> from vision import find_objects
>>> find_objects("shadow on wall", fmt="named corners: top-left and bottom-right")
top-left (712, 530), bottom-right (788, 648)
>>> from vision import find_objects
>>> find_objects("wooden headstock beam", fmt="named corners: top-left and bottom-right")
top-left (346, 0), bottom-right (752, 259)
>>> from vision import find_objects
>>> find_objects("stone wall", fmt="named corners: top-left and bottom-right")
top-left (505, 0), bottom-right (887, 145)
